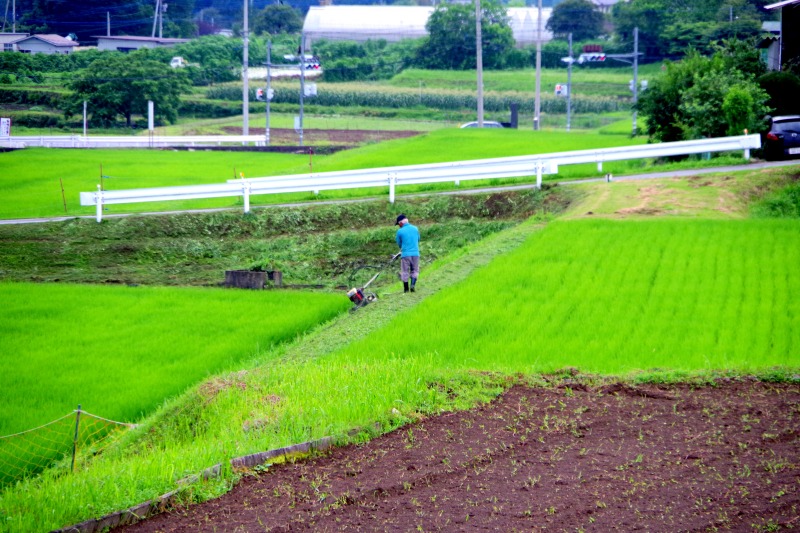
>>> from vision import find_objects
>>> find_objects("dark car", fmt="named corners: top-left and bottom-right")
top-left (764, 115), bottom-right (800, 161)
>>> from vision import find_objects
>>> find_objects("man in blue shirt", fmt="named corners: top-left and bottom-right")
top-left (395, 213), bottom-right (420, 293)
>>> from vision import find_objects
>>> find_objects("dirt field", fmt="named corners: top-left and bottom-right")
top-left (222, 127), bottom-right (421, 146)
top-left (122, 380), bottom-right (799, 532)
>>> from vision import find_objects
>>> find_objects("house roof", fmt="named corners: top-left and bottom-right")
top-left (94, 35), bottom-right (189, 44)
top-left (10, 34), bottom-right (78, 47)
top-left (765, 0), bottom-right (800, 9)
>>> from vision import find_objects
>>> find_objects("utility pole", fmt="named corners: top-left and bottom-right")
top-left (632, 27), bottom-right (638, 136)
top-left (299, 33), bottom-right (305, 147)
top-left (151, 0), bottom-right (159, 37)
top-left (533, 0), bottom-right (542, 130)
top-left (107, 12), bottom-right (110, 36)
top-left (265, 40), bottom-right (271, 146)
top-left (475, 0), bottom-right (484, 127)
top-left (242, 0), bottom-right (249, 136)
top-left (158, 1), bottom-right (163, 38)
top-left (567, 32), bottom-right (572, 132)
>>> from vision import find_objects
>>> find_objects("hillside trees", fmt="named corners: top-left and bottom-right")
top-left (416, 0), bottom-right (514, 70)
top-left (65, 54), bottom-right (191, 128)
top-left (254, 4), bottom-right (303, 35)
top-left (546, 0), bottom-right (606, 41)
top-left (18, 0), bottom-right (153, 41)
top-left (612, 0), bottom-right (769, 60)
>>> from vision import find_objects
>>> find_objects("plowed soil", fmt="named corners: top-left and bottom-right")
top-left (122, 380), bottom-right (800, 532)
top-left (222, 127), bottom-right (421, 146)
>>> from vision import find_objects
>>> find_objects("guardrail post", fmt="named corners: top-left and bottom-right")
top-left (95, 185), bottom-right (103, 223)
top-left (242, 181), bottom-right (251, 213)
top-left (536, 161), bottom-right (543, 190)
top-left (388, 174), bottom-right (396, 204)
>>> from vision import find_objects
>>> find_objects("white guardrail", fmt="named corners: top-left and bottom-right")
top-left (0, 135), bottom-right (268, 148)
top-left (78, 134), bottom-right (761, 222)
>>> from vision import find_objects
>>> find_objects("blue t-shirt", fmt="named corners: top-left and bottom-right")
top-left (396, 223), bottom-right (420, 257)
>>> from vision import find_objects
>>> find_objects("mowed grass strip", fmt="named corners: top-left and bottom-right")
top-left (337, 218), bottom-right (800, 374)
top-left (0, 282), bottom-right (349, 435)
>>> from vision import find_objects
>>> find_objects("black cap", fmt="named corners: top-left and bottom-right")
top-left (395, 214), bottom-right (406, 226)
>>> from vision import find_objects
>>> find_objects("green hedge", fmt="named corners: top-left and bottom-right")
top-left (0, 87), bottom-right (66, 107)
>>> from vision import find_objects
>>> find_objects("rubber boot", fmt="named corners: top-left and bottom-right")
top-left (403, 281), bottom-right (409, 293)
top-left (410, 278), bottom-right (416, 292)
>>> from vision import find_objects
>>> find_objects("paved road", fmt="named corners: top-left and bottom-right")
top-left (2, 160), bottom-right (798, 226)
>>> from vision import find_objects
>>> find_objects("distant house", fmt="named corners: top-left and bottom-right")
top-left (303, 5), bottom-right (552, 48)
top-left (95, 35), bottom-right (189, 53)
top-left (8, 34), bottom-right (78, 54)
top-left (765, 0), bottom-right (800, 71)
top-left (0, 32), bottom-right (29, 52)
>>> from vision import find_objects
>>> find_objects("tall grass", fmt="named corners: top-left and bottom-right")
top-left (338, 218), bottom-right (800, 373)
top-left (0, 282), bottom-right (349, 435)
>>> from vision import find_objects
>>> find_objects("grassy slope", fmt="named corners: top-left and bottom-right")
top-left (388, 65), bottom-right (664, 95)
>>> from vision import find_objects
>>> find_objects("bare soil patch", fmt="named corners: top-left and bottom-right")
top-left (122, 380), bottom-right (800, 532)
top-left (221, 127), bottom-right (421, 146)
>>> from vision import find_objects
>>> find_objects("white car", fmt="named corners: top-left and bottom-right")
top-left (460, 121), bottom-right (504, 128)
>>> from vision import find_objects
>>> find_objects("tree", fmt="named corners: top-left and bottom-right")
top-left (254, 4), bottom-right (303, 35)
top-left (546, 0), bottom-right (605, 42)
top-left (680, 68), bottom-right (769, 138)
top-left (636, 47), bottom-right (769, 142)
top-left (415, 0), bottom-right (513, 70)
top-left (66, 54), bottom-right (191, 128)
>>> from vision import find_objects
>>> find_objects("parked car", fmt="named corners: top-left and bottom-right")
top-left (763, 115), bottom-right (800, 161)
top-left (460, 121), bottom-right (504, 129)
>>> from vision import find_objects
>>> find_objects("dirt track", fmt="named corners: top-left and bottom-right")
top-left (122, 380), bottom-right (799, 532)
top-left (222, 127), bottom-right (421, 146)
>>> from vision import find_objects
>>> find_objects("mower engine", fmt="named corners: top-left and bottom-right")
top-left (347, 287), bottom-right (366, 306)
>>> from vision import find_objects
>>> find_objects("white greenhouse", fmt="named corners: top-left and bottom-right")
top-left (303, 5), bottom-right (553, 48)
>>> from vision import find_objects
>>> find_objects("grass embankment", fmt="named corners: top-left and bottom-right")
top-left (0, 189), bottom-right (565, 287)
top-left (1, 171), bottom-right (798, 531)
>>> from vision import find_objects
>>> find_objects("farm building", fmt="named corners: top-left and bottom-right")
top-left (6, 34), bottom-right (78, 54)
top-left (302, 5), bottom-right (553, 48)
top-left (0, 32), bottom-right (29, 52)
top-left (95, 35), bottom-right (189, 53)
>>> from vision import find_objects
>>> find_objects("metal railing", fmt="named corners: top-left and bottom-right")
top-left (79, 134), bottom-right (761, 222)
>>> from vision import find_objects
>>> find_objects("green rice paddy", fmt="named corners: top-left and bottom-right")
top-left (338, 218), bottom-right (800, 374)
top-left (0, 282), bottom-right (349, 435)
